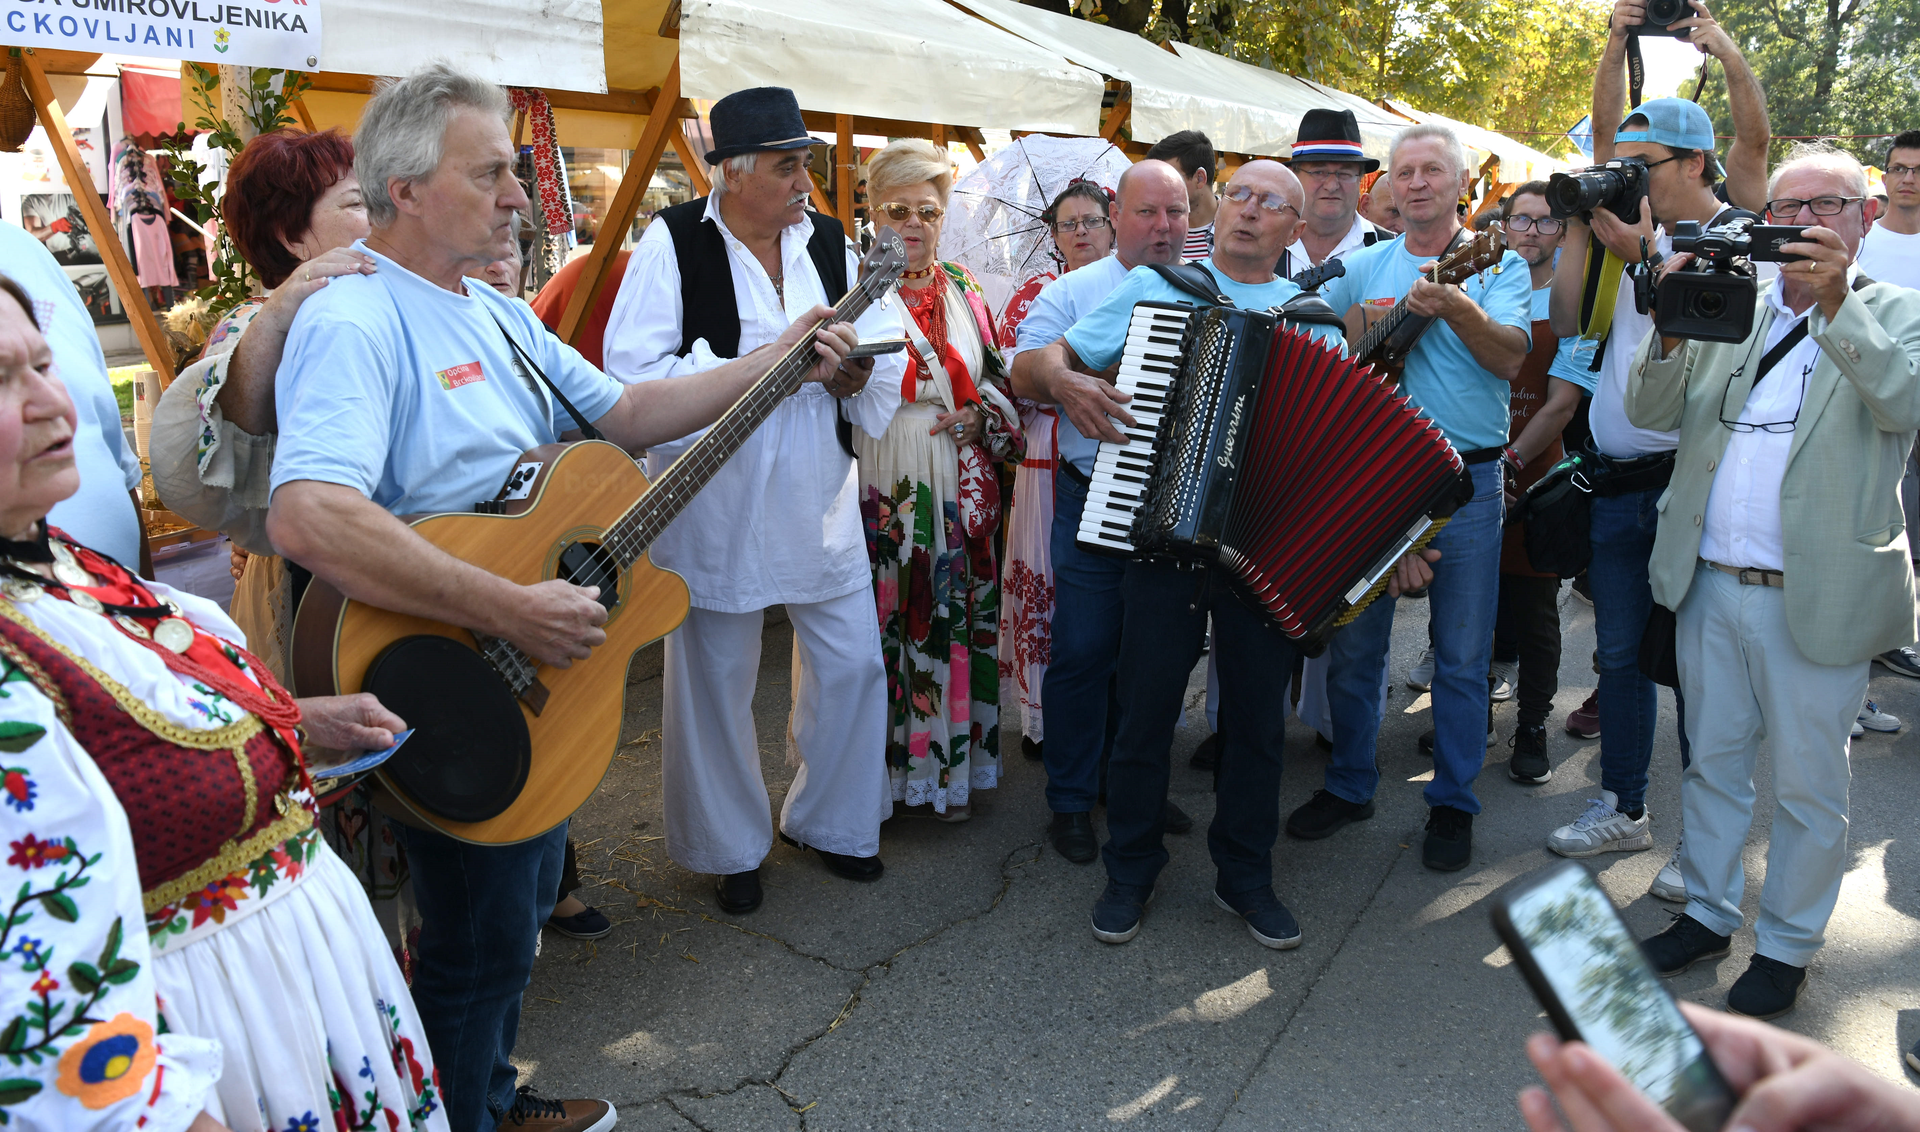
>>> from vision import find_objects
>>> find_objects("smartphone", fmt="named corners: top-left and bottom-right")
top-left (1491, 861), bottom-right (1737, 1132)
top-left (1749, 224), bottom-right (1811, 262)
top-left (847, 338), bottom-right (910, 358)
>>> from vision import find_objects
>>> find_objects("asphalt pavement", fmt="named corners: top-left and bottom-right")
top-left (513, 588), bottom-right (1920, 1130)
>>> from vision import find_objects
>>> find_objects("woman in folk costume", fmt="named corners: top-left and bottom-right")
top-left (996, 179), bottom-right (1115, 764)
top-left (0, 276), bottom-right (446, 1132)
top-left (856, 139), bottom-right (1023, 822)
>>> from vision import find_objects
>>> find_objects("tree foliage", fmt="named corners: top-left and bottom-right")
top-left (1020, 0), bottom-right (1611, 152)
top-left (1690, 0), bottom-right (1920, 163)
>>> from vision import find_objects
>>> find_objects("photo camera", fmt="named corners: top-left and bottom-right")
top-left (1656, 215), bottom-right (1802, 344)
top-left (1630, 0), bottom-right (1696, 37)
top-left (1547, 157), bottom-right (1651, 225)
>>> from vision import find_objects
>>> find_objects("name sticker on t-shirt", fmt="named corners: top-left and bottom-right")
top-left (436, 361), bottom-right (486, 391)
top-left (1363, 297), bottom-right (1396, 307)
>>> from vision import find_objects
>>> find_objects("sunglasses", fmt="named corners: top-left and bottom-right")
top-left (878, 203), bottom-right (946, 223)
top-left (1223, 184), bottom-right (1300, 218)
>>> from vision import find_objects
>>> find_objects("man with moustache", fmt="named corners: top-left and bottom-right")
top-left (602, 86), bottom-right (908, 915)
top-left (1276, 108), bottom-right (1384, 280)
top-left (1285, 124), bottom-right (1532, 873)
top-left (1036, 161), bottom-right (1434, 945)
top-left (1009, 159), bottom-right (1192, 864)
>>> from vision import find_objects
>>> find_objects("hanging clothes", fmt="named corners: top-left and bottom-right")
top-left (111, 136), bottom-right (177, 288)
top-left (507, 88), bottom-right (577, 281)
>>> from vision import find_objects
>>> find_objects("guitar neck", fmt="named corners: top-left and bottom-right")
top-left (602, 272), bottom-right (896, 567)
top-left (1354, 297), bottom-right (1415, 364)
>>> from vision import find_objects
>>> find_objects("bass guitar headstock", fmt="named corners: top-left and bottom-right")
top-left (1292, 258), bottom-right (1347, 293)
top-left (858, 228), bottom-right (908, 289)
top-left (1434, 227), bottom-right (1507, 286)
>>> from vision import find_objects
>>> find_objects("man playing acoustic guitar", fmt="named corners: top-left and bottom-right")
top-left (266, 66), bottom-right (869, 1132)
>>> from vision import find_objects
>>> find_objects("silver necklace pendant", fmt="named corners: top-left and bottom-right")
top-left (68, 590), bottom-right (103, 614)
top-left (3, 578), bottom-right (40, 602)
top-left (49, 543), bottom-right (91, 588)
top-left (113, 614), bottom-right (151, 640)
top-left (153, 616), bottom-right (195, 654)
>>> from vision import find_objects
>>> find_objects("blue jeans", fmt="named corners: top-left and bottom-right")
top-left (1589, 484), bottom-right (1690, 813)
top-left (1042, 471), bottom-right (1125, 813)
top-left (1321, 592), bottom-right (1397, 806)
top-left (1103, 560), bottom-right (1300, 893)
top-left (399, 821), bottom-right (568, 1130)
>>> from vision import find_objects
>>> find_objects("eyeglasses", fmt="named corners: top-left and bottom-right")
top-left (1294, 166), bottom-right (1361, 185)
top-left (1223, 184), bottom-right (1300, 218)
top-left (1886, 164), bottom-right (1920, 181)
top-left (878, 203), bottom-right (946, 223)
top-left (1765, 195), bottom-right (1865, 218)
top-left (1504, 215), bottom-right (1565, 234)
top-left (1051, 215), bottom-right (1110, 233)
top-left (1720, 362), bottom-right (1811, 433)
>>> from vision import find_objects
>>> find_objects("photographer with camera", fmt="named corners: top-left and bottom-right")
top-left (1542, 41), bottom-right (1766, 887)
top-left (1622, 144), bottom-right (1920, 1019)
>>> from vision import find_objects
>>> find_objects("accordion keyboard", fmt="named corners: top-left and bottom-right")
top-left (1077, 305), bottom-right (1190, 554)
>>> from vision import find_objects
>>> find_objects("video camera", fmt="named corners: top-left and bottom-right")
top-left (1546, 158), bottom-right (1650, 225)
top-left (1655, 214), bottom-right (1804, 343)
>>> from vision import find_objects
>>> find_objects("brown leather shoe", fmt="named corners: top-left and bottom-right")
top-left (504, 1086), bottom-right (616, 1131)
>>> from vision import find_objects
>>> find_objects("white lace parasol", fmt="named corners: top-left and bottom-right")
top-left (938, 135), bottom-right (1133, 322)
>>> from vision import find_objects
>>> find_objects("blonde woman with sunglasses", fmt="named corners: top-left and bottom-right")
top-left (858, 139), bottom-right (1024, 823)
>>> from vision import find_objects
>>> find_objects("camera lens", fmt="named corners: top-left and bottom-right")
top-left (1691, 291), bottom-right (1727, 319)
top-left (1644, 0), bottom-right (1688, 22)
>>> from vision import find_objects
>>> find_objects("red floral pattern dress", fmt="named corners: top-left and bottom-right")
top-left (995, 272), bottom-right (1059, 746)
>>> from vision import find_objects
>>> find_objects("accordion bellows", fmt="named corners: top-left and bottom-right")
top-left (1080, 302), bottom-right (1472, 654)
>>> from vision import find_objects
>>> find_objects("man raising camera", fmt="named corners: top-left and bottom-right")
top-left (1543, 0), bottom-right (1768, 888)
top-left (1622, 144), bottom-right (1920, 1018)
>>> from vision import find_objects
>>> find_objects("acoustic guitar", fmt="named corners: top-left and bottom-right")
top-left (290, 231), bottom-right (908, 844)
top-left (1343, 227), bottom-right (1508, 380)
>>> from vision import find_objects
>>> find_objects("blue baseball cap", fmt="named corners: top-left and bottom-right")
top-left (1615, 98), bottom-right (1726, 176)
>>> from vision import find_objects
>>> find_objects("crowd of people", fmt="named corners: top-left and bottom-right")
top-left (5, 0), bottom-right (1920, 1124)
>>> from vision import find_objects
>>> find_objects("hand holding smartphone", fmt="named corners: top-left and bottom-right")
top-left (846, 337), bottom-right (910, 359)
top-left (1493, 861), bottom-right (1737, 1131)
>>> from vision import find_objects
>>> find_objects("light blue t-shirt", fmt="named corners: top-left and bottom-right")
top-left (272, 241), bottom-right (624, 516)
top-left (1055, 259), bottom-right (1339, 474)
top-left (1, 221), bottom-right (143, 567)
top-left (1538, 285), bottom-right (1600, 393)
top-left (1009, 255), bottom-right (1131, 477)
top-left (1322, 237), bottom-right (1533, 451)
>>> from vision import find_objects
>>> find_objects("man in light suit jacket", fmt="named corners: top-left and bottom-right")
top-left (1623, 143), bottom-right (1920, 1020)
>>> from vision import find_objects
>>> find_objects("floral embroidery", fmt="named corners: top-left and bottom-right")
top-left (184, 875), bottom-right (249, 928)
top-left (184, 683), bottom-right (237, 725)
top-left (0, 767), bottom-right (34, 813)
top-left (6, 835), bottom-right (67, 870)
top-left (381, 997), bottom-right (441, 1126)
top-left (7, 936), bottom-right (45, 968)
top-left (53, 1012), bottom-right (154, 1109)
top-left (145, 826), bottom-right (322, 948)
top-left (281, 1110), bottom-right (324, 1132)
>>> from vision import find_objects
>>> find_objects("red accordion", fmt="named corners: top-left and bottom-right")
top-left (1078, 302), bottom-right (1471, 652)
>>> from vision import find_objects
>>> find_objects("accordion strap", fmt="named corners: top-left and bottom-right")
top-left (1148, 262), bottom-right (1234, 306)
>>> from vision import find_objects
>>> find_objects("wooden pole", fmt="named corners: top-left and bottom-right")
top-left (1101, 90), bottom-right (1133, 143)
top-left (670, 129), bottom-right (710, 196)
top-left (556, 58), bottom-right (681, 347)
top-left (19, 50), bottom-right (176, 386)
top-left (836, 113), bottom-right (855, 233)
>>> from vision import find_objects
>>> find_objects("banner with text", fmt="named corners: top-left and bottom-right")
top-left (6, 0), bottom-right (323, 70)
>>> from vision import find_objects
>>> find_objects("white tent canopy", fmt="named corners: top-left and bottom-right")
top-left (1382, 100), bottom-right (1571, 181)
top-left (1167, 43), bottom-right (1406, 162)
top-left (679, 0), bottom-right (1105, 134)
top-left (318, 0), bottom-right (608, 93)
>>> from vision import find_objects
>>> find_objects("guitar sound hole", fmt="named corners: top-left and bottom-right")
top-left (559, 541), bottom-right (620, 612)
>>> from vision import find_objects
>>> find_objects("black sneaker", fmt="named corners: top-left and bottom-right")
top-left (1727, 954), bottom-right (1807, 1019)
top-left (1021, 735), bottom-right (1044, 761)
top-left (1213, 885), bottom-right (1302, 950)
top-left (1163, 800), bottom-right (1194, 835)
top-left (1878, 647), bottom-right (1920, 679)
top-left (1640, 914), bottom-right (1732, 977)
top-left (1189, 732), bottom-right (1219, 770)
top-left (1422, 805), bottom-right (1473, 871)
top-left (546, 903), bottom-right (614, 939)
top-left (1285, 789), bottom-right (1375, 840)
top-left (1049, 811), bottom-right (1098, 864)
top-left (1508, 723), bottom-right (1552, 784)
top-left (1091, 880), bottom-right (1154, 944)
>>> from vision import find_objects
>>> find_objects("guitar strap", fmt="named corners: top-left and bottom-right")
top-left (489, 311), bottom-right (607, 442)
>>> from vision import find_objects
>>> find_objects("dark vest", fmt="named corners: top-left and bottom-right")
top-left (657, 197), bottom-right (850, 358)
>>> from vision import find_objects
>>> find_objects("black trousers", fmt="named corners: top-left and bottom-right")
top-left (1493, 573), bottom-right (1563, 728)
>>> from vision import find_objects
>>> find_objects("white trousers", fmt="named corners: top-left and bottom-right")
top-left (1675, 563), bottom-right (1864, 966)
top-left (661, 588), bottom-right (891, 875)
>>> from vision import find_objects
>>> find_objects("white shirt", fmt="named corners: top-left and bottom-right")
top-left (601, 196), bottom-right (907, 613)
top-left (1280, 213), bottom-right (1380, 279)
top-left (1858, 224), bottom-right (1920, 292)
top-left (1590, 225), bottom-right (1686, 458)
top-left (1698, 278), bottom-right (1830, 572)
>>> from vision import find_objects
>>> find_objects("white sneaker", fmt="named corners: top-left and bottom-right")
top-left (1547, 789), bottom-right (1654, 858)
top-left (1858, 699), bottom-right (1902, 733)
top-left (1490, 659), bottom-right (1518, 703)
top-left (1407, 645), bottom-right (1436, 692)
top-left (1649, 835), bottom-right (1687, 902)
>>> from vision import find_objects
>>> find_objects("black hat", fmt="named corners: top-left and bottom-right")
top-left (705, 86), bottom-right (823, 165)
top-left (1289, 108), bottom-right (1380, 173)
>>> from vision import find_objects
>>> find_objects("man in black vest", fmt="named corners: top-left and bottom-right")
top-left (603, 87), bottom-right (907, 916)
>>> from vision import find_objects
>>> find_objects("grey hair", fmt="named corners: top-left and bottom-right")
top-left (355, 62), bottom-right (512, 227)
top-left (1389, 123), bottom-right (1470, 181)
top-left (1768, 141), bottom-right (1868, 199)
top-left (708, 152), bottom-right (760, 200)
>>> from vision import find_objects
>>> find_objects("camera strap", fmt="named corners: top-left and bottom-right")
top-left (1755, 321), bottom-right (1809, 382)
top-left (1577, 236), bottom-right (1629, 347)
top-left (1626, 33), bottom-right (1647, 109)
